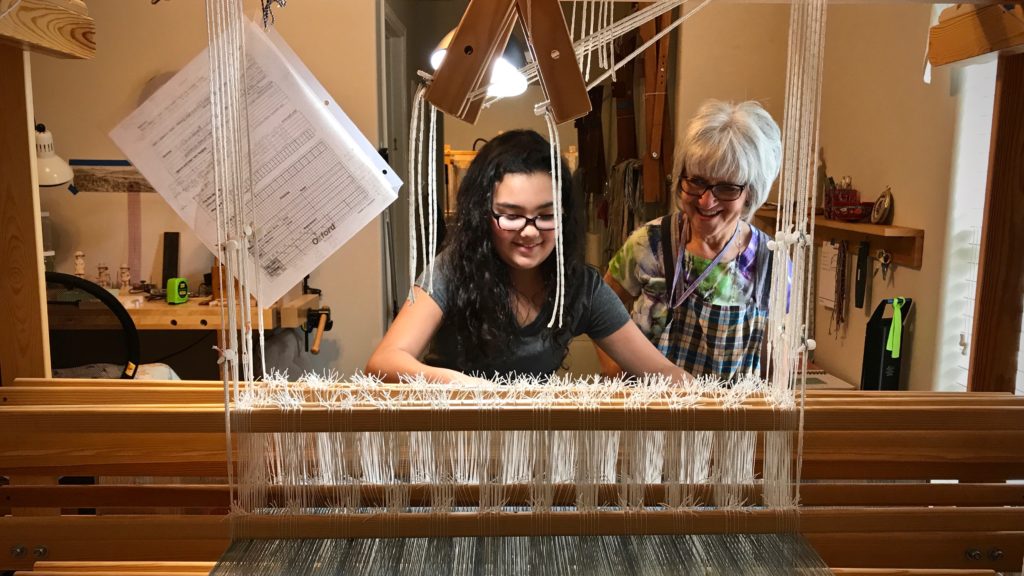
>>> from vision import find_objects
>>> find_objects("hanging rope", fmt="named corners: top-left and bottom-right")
top-left (407, 85), bottom-right (426, 302)
top-left (543, 110), bottom-right (566, 328)
top-left (765, 0), bottom-right (828, 508)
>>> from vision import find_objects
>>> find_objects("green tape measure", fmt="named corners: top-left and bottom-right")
top-left (166, 277), bottom-right (189, 305)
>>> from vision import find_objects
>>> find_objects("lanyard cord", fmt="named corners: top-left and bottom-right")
top-left (669, 217), bottom-right (740, 309)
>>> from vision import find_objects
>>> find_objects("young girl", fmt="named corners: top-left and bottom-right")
top-left (366, 130), bottom-right (689, 383)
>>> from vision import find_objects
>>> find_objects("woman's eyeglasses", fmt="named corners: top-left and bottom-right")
top-left (680, 176), bottom-right (746, 202)
top-left (492, 212), bottom-right (557, 232)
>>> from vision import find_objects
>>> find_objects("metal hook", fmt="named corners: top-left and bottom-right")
top-left (261, 0), bottom-right (287, 28)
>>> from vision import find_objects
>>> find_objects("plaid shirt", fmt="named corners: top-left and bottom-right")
top-left (609, 214), bottom-right (772, 381)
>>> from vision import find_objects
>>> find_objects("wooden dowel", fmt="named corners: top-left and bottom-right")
top-left (18, 565), bottom-right (209, 569)
top-left (224, 507), bottom-right (1024, 539)
top-left (310, 313), bottom-right (327, 355)
top-left (3, 404), bottom-right (1023, 433)
top-left (831, 565), bottom-right (991, 569)
top-left (1, 485), bottom-right (229, 509)
top-left (29, 561), bottom-right (215, 572)
top-left (13, 377), bottom-right (1020, 401)
top-left (8, 482), bottom-right (1020, 510)
top-left (6, 385), bottom-right (1023, 407)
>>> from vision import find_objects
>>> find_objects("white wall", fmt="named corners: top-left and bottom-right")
top-left (815, 4), bottom-right (957, 391)
top-left (31, 0), bottom-right (386, 375)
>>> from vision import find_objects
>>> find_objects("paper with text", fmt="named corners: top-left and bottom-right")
top-left (111, 21), bottom-right (401, 306)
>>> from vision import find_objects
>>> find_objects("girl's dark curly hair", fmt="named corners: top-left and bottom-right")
top-left (440, 129), bottom-right (582, 371)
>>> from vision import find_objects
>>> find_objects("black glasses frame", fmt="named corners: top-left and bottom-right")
top-left (680, 176), bottom-right (747, 202)
top-left (491, 212), bottom-right (557, 232)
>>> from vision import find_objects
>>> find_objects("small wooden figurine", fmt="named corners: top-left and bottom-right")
top-left (96, 262), bottom-right (111, 288)
top-left (119, 264), bottom-right (131, 294)
top-left (73, 251), bottom-right (86, 278)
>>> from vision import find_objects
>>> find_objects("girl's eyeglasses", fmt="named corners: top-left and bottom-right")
top-left (680, 176), bottom-right (746, 202)
top-left (492, 212), bottom-right (557, 232)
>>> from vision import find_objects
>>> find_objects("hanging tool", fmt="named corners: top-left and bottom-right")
top-left (303, 307), bottom-right (333, 355)
top-left (886, 297), bottom-right (906, 359)
top-left (302, 275), bottom-right (321, 296)
top-left (301, 276), bottom-right (331, 354)
top-left (638, 4), bottom-right (675, 203)
top-left (830, 240), bottom-right (849, 335)
top-left (855, 241), bottom-right (869, 309)
top-left (612, 27), bottom-right (638, 163)
top-left (876, 249), bottom-right (893, 283)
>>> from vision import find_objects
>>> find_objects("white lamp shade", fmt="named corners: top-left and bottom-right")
top-left (35, 126), bottom-right (74, 187)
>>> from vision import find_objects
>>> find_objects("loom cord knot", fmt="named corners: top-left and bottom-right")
top-left (213, 346), bottom-right (238, 365)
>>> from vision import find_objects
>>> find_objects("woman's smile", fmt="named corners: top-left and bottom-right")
top-left (694, 206), bottom-right (725, 219)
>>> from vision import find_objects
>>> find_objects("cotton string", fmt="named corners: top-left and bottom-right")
top-left (406, 85), bottom-right (439, 299)
top-left (543, 110), bottom-right (566, 328)
top-left (427, 100), bottom-right (439, 294)
top-left (767, 0), bottom-right (828, 503)
top-left (407, 85), bottom-right (426, 302)
top-left (205, 0), bottom-right (261, 527)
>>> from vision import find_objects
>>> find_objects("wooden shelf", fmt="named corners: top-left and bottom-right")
top-left (754, 208), bottom-right (925, 269)
top-left (0, 0), bottom-right (96, 60)
top-left (48, 293), bottom-right (320, 331)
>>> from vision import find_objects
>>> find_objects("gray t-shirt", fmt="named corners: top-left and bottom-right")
top-left (415, 262), bottom-right (630, 378)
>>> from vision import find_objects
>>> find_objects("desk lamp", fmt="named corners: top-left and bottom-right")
top-left (35, 123), bottom-right (77, 194)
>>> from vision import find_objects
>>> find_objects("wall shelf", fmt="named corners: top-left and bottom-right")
top-left (754, 208), bottom-right (925, 269)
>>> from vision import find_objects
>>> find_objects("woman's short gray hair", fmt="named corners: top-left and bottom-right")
top-left (672, 99), bottom-right (782, 220)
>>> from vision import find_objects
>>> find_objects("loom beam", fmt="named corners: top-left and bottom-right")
top-left (2, 379), bottom-right (1023, 573)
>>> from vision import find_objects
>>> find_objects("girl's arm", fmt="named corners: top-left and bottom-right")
top-left (365, 286), bottom-right (474, 384)
top-left (594, 320), bottom-right (692, 384)
top-left (594, 273), bottom-right (636, 376)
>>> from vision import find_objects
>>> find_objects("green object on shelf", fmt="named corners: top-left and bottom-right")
top-left (166, 277), bottom-right (189, 305)
top-left (886, 297), bottom-right (905, 359)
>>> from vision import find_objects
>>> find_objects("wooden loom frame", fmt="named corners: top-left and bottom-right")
top-left (1, 378), bottom-right (1023, 573)
top-left (1, 1), bottom-right (1023, 575)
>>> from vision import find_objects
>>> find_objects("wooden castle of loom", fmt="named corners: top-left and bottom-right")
top-left (2, 1), bottom-right (1024, 575)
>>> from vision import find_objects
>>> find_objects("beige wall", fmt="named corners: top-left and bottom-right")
top-left (815, 4), bottom-right (956, 391)
top-left (31, 0), bottom-right (385, 375)
top-left (675, 3), bottom-right (790, 154)
top-left (668, 3), bottom-right (957, 390)
top-left (444, 85), bottom-right (578, 151)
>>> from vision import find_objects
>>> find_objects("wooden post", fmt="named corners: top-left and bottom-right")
top-left (639, 6), bottom-right (673, 204)
top-left (0, 45), bottom-right (50, 386)
top-left (968, 52), bottom-right (1024, 393)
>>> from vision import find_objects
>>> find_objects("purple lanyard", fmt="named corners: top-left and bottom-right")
top-left (669, 217), bottom-right (740, 309)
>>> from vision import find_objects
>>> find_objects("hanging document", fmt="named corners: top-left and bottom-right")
top-left (111, 20), bottom-right (401, 305)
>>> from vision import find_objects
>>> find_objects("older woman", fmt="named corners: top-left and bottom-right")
top-left (600, 100), bottom-right (783, 381)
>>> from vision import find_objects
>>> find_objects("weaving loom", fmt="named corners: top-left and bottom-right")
top-left (2, 0), bottom-right (1024, 575)
top-left (2, 378), bottom-right (1023, 574)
